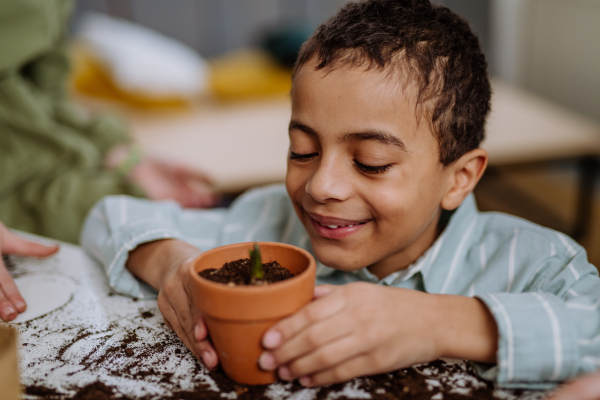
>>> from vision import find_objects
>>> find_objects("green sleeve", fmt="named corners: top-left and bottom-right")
top-left (0, 0), bottom-right (144, 243)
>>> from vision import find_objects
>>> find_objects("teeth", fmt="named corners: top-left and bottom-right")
top-left (325, 224), bottom-right (355, 229)
top-left (327, 225), bottom-right (339, 229)
top-left (348, 225), bottom-right (354, 228)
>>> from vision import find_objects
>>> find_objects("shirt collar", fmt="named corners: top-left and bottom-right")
top-left (351, 193), bottom-right (480, 292)
top-left (421, 193), bottom-right (480, 293)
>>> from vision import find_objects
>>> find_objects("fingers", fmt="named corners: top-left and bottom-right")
top-left (262, 290), bottom-right (346, 350)
top-left (158, 266), bottom-right (218, 369)
top-left (314, 285), bottom-right (334, 299)
top-left (298, 351), bottom-right (389, 387)
top-left (0, 289), bottom-right (18, 321)
top-left (182, 259), bottom-right (219, 367)
top-left (178, 184), bottom-right (219, 209)
top-left (260, 311), bottom-right (353, 371)
top-left (170, 163), bottom-right (214, 184)
top-left (549, 372), bottom-right (600, 400)
top-left (153, 158), bottom-right (214, 184)
top-left (180, 168), bottom-right (214, 185)
top-left (158, 270), bottom-right (199, 358)
top-left (0, 226), bottom-right (32, 320)
top-left (1, 232), bottom-right (59, 258)
top-left (160, 298), bottom-right (217, 369)
top-left (259, 289), bottom-right (348, 374)
top-left (0, 261), bottom-right (24, 320)
top-left (277, 334), bottom-right (358, 381)
top-left (192, 317), bottom-right (218, 368)
top-left (158, 292), bottom-right (201, 360)
top-left (164, 317), bottom-right (174, 331)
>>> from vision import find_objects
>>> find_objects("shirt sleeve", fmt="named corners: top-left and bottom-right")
top-left (79, 184), bottom-right (310, 299)
top-left (79, 195), bottom-right (224, 299)
top-left (475, 231), bottom-right (600, 387)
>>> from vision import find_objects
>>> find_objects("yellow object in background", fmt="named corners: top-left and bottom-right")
top-left (70, 45), bottom-right (190, 109)
top-left (209, 48), bottom-right (292, 101)
top-left (72, 46), bottom-right (292, 106)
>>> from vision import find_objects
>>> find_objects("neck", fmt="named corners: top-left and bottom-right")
top-left (367, 207), bottom-right (442, 280)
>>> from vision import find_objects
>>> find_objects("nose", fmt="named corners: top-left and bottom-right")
top-left (305, 155), bottom-right (352, 203)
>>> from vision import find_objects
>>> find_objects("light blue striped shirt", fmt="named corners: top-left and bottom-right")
top-left (80, 184), bottom-right (600, 388)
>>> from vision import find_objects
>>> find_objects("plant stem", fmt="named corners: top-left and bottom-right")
top-left (249, 243), bottom-right (264, 280)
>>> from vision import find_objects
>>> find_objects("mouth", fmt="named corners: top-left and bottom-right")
top-left (307, 212), bottom-right (371, 239)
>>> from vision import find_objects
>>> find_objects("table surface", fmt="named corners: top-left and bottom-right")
top-left (84, 79), bottom-right (600, 193)
top-left (3, 241), bottom-right (549, 399)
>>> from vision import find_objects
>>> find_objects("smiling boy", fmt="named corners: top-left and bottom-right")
top-left (82, 0), bottom-right (600, 388)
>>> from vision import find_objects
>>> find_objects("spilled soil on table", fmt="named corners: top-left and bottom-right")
top-left (23, 314), bottom-right (513, 400)
top-left (26, 362), bottom-right (501, 400)
top-left (18, 266), bottom-right (543, 400)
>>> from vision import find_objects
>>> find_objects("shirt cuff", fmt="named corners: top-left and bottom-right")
top-left (476, 292), bottom-right (579, 386)
top-left (102, 220), bottom-right (185, 299)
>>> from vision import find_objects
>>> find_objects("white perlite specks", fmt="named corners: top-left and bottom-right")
top-left (4, 244), bottom-right (549, 400)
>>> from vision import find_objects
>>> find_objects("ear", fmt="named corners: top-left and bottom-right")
top-left (441, 148), bottom-right (488, 211)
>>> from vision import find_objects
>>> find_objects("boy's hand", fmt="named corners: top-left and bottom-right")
top-left (258, 283), bottom-right (442, 386)
top-left (258, 282), bottom-right (498, 387)
top-left (157, 256), bottom-right (218, 369)
top-left (126, 239), bottom-right (219, 369)
top-left (0, 222), bottom-right (59, 321)
top-left (548, 371), bottom-right (600, 400)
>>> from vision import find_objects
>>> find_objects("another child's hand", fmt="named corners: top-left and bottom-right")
top-left (258, 282), bottom-right (442, 387)
top-left (130, 158), bottom-right (220, 209)
top-left (0, 221), bottom-right (59, 321)
top-left (106, 145), bottom-right (219, 209)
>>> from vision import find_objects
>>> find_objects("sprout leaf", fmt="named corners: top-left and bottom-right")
top-left (249, 243), bottom-right (264, 281)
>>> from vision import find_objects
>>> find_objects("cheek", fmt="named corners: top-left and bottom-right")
top-left (285, 164), bottom-right (307, 200)
top-left (365, 168), bottom-right (442, 226)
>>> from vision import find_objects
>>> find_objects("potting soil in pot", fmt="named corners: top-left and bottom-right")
top-left (199, 258), bottom-right (294, 285)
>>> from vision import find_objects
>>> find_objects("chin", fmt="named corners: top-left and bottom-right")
top-left (310, 240), bottom-right (367, 272)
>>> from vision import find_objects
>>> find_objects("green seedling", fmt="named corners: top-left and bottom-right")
top-left (249, 243), bottom-right (264, 283)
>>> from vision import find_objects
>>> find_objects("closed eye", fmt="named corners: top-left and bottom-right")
top-left (290, 151), bottom-right (318, 161)
top-left (355, 160), bottom-right (392, 174)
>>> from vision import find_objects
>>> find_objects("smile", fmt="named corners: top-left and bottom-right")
top-left (307, 212), bottom-right (370, 240)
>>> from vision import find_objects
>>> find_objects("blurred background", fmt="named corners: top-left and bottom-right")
top-left (69, 0), bottom-right (600, 263)
top-left (72, 0), bottom-right (599, 123)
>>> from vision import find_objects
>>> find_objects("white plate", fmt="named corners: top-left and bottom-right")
top-left (10, 275), bottom-right (74, 323)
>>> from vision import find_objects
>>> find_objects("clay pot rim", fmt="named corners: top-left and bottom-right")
top-left (189, 241), bottom-right (317, 294)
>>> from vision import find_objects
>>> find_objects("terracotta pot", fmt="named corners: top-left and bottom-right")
top-left (189, 241), bottom-right (316, 385)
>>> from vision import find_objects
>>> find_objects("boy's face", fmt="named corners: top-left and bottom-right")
top-left (285, 62), bottom-right (456, 278)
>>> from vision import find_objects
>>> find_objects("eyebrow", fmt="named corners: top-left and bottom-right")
top-left (289, 120), bottom-right (408, 152)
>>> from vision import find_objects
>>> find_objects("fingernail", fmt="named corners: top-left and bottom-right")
top-left (314, 286), bottom-right (331, 296)
top-left (2, 306), bottom-right (16, 319)
top-left (194, 324), bottom-right (204, 341)
top-left (202, 351), bottom-right (212, 367)
top-left (278, 365), bottom-right (292, 380)
top-left (259, 352), bottom-right (276, 370)
top-left (299, 376), bottom-right (312, 387)
top-left (14, 300), bottom-right (26, 312)
top-left (263, 330), bottom-right (281, 348)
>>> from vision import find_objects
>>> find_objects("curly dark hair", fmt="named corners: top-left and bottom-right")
top-left (293, 0), bottom-right (491, 166)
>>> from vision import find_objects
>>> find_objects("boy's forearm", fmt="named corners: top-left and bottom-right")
top-left (432, 294), bottom-right (498, 363)
top-left (126, 239), bottom-right (202, 290)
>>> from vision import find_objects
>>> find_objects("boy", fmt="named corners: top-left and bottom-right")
top-left (81, 0), bottom-right (600, 388)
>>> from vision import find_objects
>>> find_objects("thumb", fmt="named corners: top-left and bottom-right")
top-left (3, 232), bottom-right (59, 257)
